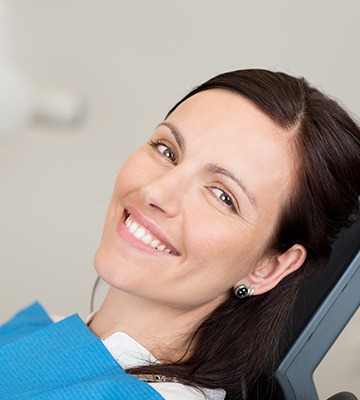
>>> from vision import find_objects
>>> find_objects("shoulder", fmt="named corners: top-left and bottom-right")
top-left (149, 382), bottom-right (226, 400)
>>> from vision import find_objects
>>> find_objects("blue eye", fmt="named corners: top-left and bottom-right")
top-left (149, 140), bottom-right (177, 163)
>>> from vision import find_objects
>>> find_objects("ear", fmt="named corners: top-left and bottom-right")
top-left (242, 244), bottom-right (307, 295)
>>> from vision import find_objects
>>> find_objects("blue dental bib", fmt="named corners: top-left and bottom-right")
top-left (0, 303), bottom-right (164, 399)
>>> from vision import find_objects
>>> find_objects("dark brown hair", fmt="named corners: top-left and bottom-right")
top-left (128, 70), bottom-right (360, 399)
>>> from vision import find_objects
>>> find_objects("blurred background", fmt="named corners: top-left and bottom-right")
top-left (0, 0), bottom-right (359, 397)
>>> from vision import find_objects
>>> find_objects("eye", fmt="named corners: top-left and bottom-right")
top-left (210, 187), bottom-right (237, 212)
top-left (149, 140), bottom-right (177, 164)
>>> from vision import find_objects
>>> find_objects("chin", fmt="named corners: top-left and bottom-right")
top-left (93, 243), bottom-right (141, 294)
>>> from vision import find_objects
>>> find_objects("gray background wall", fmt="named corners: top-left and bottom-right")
top-left (0, 1), bottom-right (359, 398)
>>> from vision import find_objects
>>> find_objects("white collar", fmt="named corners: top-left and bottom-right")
top-left (103, 331), bottom-right (158, 369)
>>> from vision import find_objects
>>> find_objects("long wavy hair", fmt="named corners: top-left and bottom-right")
top-left (125, 69), bottom-right (360, 399)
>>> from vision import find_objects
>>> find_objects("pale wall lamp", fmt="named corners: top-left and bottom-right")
top-left (0, 2), bottom-right (86, 140)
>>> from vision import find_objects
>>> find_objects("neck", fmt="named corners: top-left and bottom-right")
top-left (88, 287), bottom-right (220, 362)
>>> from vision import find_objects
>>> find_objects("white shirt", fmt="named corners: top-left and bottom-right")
top-left (103, 331), bottom-right (226, 400)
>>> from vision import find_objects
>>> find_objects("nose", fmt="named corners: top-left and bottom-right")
top-left (140, 168), bottom-right (186, 217)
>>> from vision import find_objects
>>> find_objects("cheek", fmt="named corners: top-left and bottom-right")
top-left (112, 148), bottom-right (163, 201)
top-left (100, 154), bottom-right (144, 239)
top-left (113, 154), bottom-right (146, 195)
top-left (182, 205), bottom-right (278, 286)
top-left (183, 213), bottom-right (255, 279)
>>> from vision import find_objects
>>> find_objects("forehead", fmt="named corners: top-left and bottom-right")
top-left (165, 89), bottom-right (297, 211)
top-left (168, 89), bottom-right (283, 137)
top-left (166, 89), bottom-right (294, 159)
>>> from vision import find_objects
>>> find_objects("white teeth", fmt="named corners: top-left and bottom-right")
top-left (133, 227), bottom-right (146, 240)
top-left (125, 214), bottom-right (174, 254)
top-left (129, 221), bottom-right (138, 233)
top-left (150, 239), bottom-right (160, 248)
top-left (142, 234), bottom-right (152, 244)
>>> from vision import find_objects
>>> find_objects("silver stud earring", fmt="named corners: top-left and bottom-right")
top-left (234, 284), bottom-right (254, 299)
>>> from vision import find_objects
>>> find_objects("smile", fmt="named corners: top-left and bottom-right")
top-left (125, 213), bottom-right (176, 255)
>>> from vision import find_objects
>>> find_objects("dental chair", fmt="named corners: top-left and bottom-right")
top-left (273, 214), bottom-right (360, 400)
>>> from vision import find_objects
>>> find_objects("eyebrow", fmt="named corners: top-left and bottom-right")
top-left (206, 163), bottom-right (256, 208)
top-left (157, 122), bottom-right (185, 151)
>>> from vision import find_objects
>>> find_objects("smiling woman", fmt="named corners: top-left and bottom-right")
top-left (1, 69), bottom-right (360, 400)
top-left (95, 90), bottom-right (299, 313)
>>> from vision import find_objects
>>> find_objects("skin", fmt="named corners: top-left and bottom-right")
top-left (90, 89), bottom-right (306, 361)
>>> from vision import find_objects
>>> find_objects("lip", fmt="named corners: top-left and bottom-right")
top-left (116, 206), bottom-right (180, 256)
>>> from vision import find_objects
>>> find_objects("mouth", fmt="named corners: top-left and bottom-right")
top-left (124, 209), bottom-right (180, 256)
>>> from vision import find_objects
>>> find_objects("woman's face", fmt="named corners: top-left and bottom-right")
top-left (95, 89), bottom-right (296, 311)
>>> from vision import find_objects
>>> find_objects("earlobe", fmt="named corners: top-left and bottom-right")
top-left (248, 244), bottom-right (307, 295)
